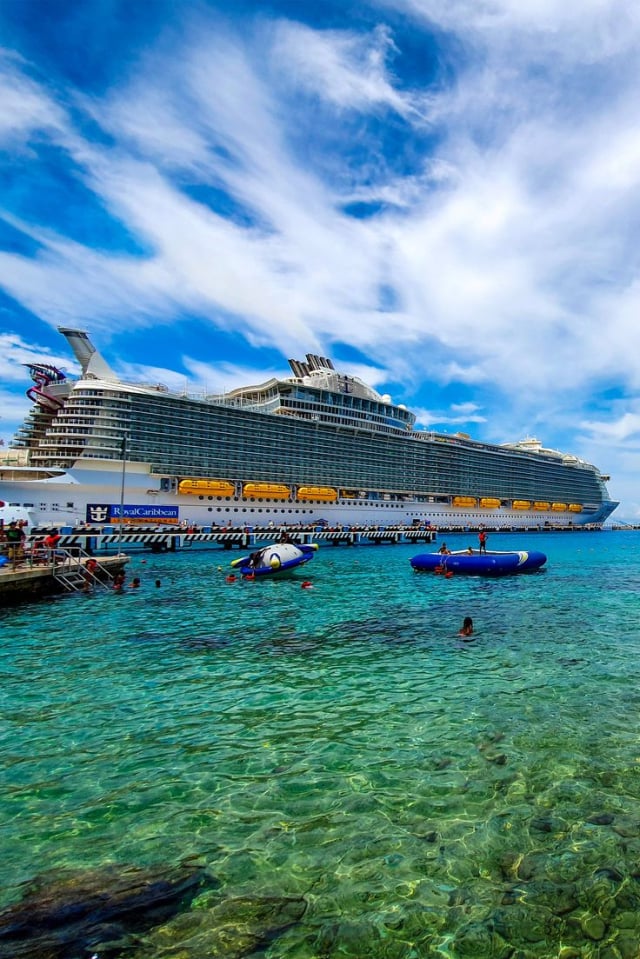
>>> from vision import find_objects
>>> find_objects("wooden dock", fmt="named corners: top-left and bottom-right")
top-left (0, 551), bottom-right (129, 606)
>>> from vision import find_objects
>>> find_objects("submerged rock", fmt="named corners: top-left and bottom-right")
top-left (0, 861), bottom-right (215, 959)
top-left (134, 894), bottom-right (307, 958)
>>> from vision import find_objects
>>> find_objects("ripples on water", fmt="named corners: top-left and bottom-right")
top-left (3, 532), bottom-right (640, 956)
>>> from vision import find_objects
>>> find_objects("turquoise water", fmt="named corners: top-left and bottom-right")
top-left (2, 531), bottom-right (640, 956)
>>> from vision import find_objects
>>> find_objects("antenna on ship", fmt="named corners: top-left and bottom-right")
top-left (58, 328), bottom-right (118, 380)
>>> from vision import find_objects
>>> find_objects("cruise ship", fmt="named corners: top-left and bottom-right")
top-left (0, 328), bottom-right (618, 531)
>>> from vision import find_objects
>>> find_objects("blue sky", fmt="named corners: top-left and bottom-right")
top-left (1, 0), bottom-right (639, 518)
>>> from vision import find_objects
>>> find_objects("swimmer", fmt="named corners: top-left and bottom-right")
top-left (129, 577), bottom-right (141, 588)
top-left (112, 571), bottom-right (125, 591)
top-left (459, 616), bottom-right (474, 637)
top-left (301, 580), bottom-right (313, 589)
top-left (225, 574), bottom-right (237, 583)
top-left (155, 579), bottom-right (162, 587)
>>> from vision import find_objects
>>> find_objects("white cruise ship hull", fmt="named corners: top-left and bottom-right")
top-left (0, 459), bottom-right (615, 531)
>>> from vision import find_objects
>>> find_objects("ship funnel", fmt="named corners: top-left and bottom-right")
top-left (58, 328), bottom-right (118, 380)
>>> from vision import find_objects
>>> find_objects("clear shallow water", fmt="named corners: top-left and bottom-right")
top-left (3, 531), bottom-right (640, 956)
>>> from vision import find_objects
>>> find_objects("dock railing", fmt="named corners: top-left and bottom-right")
top-left (23, 545), bottom-right (118, 593)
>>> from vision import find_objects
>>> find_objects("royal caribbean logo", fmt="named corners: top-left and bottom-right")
top-left (86, 504), bottom-right (110, 523)
top-left (87, 504), bottom-right (180, 523)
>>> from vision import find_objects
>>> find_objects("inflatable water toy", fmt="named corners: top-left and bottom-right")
top-left (410, 549), bottom-right (547, 577)
top-left (231, 542), bottom-right (318, 578)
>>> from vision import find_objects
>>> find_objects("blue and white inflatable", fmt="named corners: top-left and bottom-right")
top-left (410, 549), bottom-right (547, 577)
top-left (231, 542), bottom-right (318, 578)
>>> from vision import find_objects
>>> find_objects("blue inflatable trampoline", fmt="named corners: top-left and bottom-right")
top-left (410, 548), bottom-right (547, 577)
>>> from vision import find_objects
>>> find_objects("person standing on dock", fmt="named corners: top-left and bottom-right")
top-left (5, 521), bottom-right (25, 569)
top-left (478, 530), bottom-right (487, 554)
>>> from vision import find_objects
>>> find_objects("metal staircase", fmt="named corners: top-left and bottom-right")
top-left (33, 547), bottom-right (116, 593)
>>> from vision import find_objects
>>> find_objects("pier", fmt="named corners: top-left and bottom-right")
top-left (18, 522), bottom-right (606, 559)
top-left (23, 524), bottom-right (438, 555)
top-left (0, 549), bottom-right (129, 605)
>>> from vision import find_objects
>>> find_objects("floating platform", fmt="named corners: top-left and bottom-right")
top-left (410, 549), bottom-right (547, 577)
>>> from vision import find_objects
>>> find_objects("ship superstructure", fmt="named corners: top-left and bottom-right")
top-left (0, 328), bottom-right (618, 530)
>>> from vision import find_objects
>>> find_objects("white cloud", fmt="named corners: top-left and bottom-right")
top-left (3, 5), bottom-right (640, 512)
top-left (0, 332), bottom-right (77, 381)
top-left (0, 54), bottom-right (66, 144)
top-left (581, 410), bottom-right (640, 445)
top-left (381, 0), bottom-right (640, 61)
top-left (271, 21), bottom-right (423, 117)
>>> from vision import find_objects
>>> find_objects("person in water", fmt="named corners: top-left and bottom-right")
top-left (459, 617), bottom-right (474, 637)
top-left (438, 542), bottom-right (451, 555)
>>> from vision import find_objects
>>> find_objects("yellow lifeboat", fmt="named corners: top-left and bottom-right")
top-left (480, 497), bottom-right (501, 509)
top-left (296, 486), bottom-right (338, 502)
top-left (551, 502), bottom-right (567, 511)
top-left (533, 501), bottom-right (550, 510)
top-left (243, 483), bottom-right (291, 500)
top-left (453, 496), bottom-right (477, 508)
top-left (512, 500), bottom-right (531, 510)
top-left (568, 503), bottom-right (582, 513)
top-left (179, 479), bottom-right (235, 496)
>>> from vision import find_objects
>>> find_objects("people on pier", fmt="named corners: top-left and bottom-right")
top-left (5, 521), bottom-right (25, 568)
top-left (43, 530), bottom-right (62, 550)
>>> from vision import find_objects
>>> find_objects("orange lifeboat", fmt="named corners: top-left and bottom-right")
top-left (551, 502), bottom-right (567, 511)
top-left (512, 500), bottom-right (531, 510)
top-left (480, 497), bottom-right (501, 509)
top-left (179, 479), bottom-right (235, 496)
top-left (296, 486), bottom-right (338, 502)
top-left (243, 483), bottom-right (291, 500)
top-left (453, 496), bottom-right (477, 507)
top-left (568, 503), bottom-right (583, 513)
top-left (533, 501), bottom-right (550, 511)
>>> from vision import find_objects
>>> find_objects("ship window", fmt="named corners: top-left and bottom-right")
top-left (23, 502), bottom-right (35, 507)
top-left (66, 502), bottom-right (74, 507)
